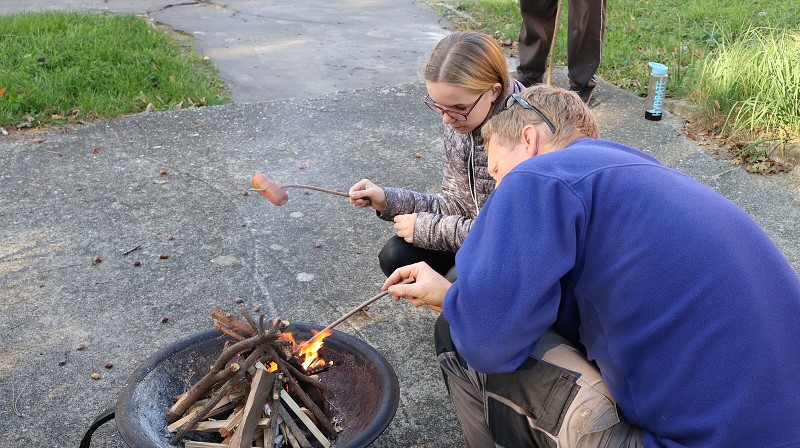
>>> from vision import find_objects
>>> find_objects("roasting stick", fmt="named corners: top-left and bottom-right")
top-left (251, 173), bottom-right (353, 207)
top-left (250, 183), bottom-right (349, 198)
top-left (311, 277), bottom-right (415, 341)
top-left (281, 184), bottom-right (349, 197)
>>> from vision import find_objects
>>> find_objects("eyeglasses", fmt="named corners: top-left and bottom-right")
top-left (504, 93), bottom-right (556, 134)
top-left (423, 89), bottom-right (488, 121)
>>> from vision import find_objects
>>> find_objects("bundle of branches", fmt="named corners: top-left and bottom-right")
top-left (165, 307), bottom-right (338, 448)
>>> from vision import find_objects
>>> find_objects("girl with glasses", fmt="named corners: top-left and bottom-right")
top-left (349, 32), bottom-right (524, 278)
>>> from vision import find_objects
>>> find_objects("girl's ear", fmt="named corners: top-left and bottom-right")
top-left (490, 82), bottom-right (503, 103)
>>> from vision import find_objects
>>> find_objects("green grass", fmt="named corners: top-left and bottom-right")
top-left (433, 0), bottom-right (800, 165)
top-left (691, 27), bottom-right (800, 141)
top-left (0, 11), bottom-right (229, 129)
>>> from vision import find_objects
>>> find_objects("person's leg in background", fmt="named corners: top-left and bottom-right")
top-left (566, 0), bottom-right (607, 103)
top-left (516, 0), bottom-right (558, 87)
top-left (434, 315), bottom-right (643, 447)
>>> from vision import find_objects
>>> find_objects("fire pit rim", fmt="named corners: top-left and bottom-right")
top-left (114, 323), bottom-right (400, 448)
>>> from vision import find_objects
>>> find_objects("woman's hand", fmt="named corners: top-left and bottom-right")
top-left (349, 179), bottom-right (387, 212)
top-left (382, 262), bottom-right (451, 312)
top-left (393, 213), bottom-right (417, 243)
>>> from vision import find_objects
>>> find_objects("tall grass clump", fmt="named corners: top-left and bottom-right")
top-left (690, 26), bottom-right (800, 144)
top-left (0, 11), bottom-right (230, 129)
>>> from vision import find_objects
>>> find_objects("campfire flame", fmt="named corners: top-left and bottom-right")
top-left (280, 329), bottom-right (333, 372)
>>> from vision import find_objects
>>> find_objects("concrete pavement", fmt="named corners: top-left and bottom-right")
top-left (2, 2), bottom-right (800, 448)
top-left (0, 0), bottom-right (449, 102)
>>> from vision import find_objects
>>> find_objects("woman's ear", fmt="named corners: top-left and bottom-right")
top-left (521, 125), bottom-right (540, 157)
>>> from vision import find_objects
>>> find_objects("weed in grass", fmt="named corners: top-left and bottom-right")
top-left (0, 11), bottom-right (230, 130)
top-left (731, 137), bottom-right (790, 174)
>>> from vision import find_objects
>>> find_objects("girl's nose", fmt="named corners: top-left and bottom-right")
top-left (442, 112), bottom-right (457, 125)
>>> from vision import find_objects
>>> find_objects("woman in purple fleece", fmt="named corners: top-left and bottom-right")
top-left (382, 84), bottom-right (800, 448)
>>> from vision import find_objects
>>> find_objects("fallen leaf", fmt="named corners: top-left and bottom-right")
top-left (91, 146), bottom-right (102, 153)
top-left (0, 87), bottom-right (6, 98)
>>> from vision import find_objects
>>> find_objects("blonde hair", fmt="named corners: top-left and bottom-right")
top-left (425, 32), bottom-right (508, 96)
top-left (482, 84), bottom-right (600, 150)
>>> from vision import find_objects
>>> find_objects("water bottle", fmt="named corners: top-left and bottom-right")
top-left (644, 62), bottom-right (668, 121)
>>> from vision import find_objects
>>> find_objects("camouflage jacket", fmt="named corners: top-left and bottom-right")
top-left (379, 80), bottom-right (524, 252)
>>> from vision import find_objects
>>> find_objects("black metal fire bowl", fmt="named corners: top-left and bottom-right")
top-left (93, 323), bottom-right (399, 448)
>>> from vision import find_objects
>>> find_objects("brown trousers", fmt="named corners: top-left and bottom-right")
top-left (517, 0), bottom-right (607, 88)
top-left (435, 315), bottom-right (643, 447)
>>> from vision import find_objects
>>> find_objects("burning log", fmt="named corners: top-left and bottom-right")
top-left (166, 308), bottom-right (339, 447)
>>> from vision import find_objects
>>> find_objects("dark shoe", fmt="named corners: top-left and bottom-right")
top-left (569, 84), bottom-right (595, 104)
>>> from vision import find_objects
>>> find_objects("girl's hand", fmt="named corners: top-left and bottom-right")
top-left (382, 262), bottom-right (451, 312)
top-left (349, 179), bottom-right (387, 212)
top-left (393, 213), bottom-right (417, 243)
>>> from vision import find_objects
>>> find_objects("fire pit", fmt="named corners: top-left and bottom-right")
top-left (82, 323), bottom-right (399, 447)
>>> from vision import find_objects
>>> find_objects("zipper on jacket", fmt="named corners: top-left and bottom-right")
top-left (468, 132), bottom-right (479, 217)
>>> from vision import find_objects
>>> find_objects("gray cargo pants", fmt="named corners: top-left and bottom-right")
top-left (434, 315), bottom-right (643, 448)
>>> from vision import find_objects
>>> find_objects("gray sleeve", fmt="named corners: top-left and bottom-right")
top-left (413, 212), bottom-right (474, 252)
top-left (379, 130), bottom-right (476, 220)
top-left (377, 125), bottom-right (479, 252)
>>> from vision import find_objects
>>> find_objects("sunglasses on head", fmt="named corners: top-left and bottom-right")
top-left (423, 89), bottom-right (488, 121)
top-left (504, 93), bottom-right (556, 134)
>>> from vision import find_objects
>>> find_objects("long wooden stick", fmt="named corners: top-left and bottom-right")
top-left (546, 0), bottom-right (563, 86)
top-left (250, 184), bottom-right (349, 198)
top-left (282, 184), bottom-right (349, 198)
top-left (315, 277), bottom-right (415, 337)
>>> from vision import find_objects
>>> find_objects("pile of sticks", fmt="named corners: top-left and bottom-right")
top-left (165, 307), bottom-right (338, 447)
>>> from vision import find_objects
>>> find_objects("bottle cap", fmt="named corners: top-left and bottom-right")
top-left (649, 62), bottom-right (668, 75)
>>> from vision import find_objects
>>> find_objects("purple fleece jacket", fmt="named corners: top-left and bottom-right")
top-left (444, 138), bottom-right (800, 447)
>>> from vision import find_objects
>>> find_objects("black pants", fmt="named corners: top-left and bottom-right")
top-left (378, 235), bottom-right (456, 277)
top-left (517, 0), bottom-right (607, 88)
